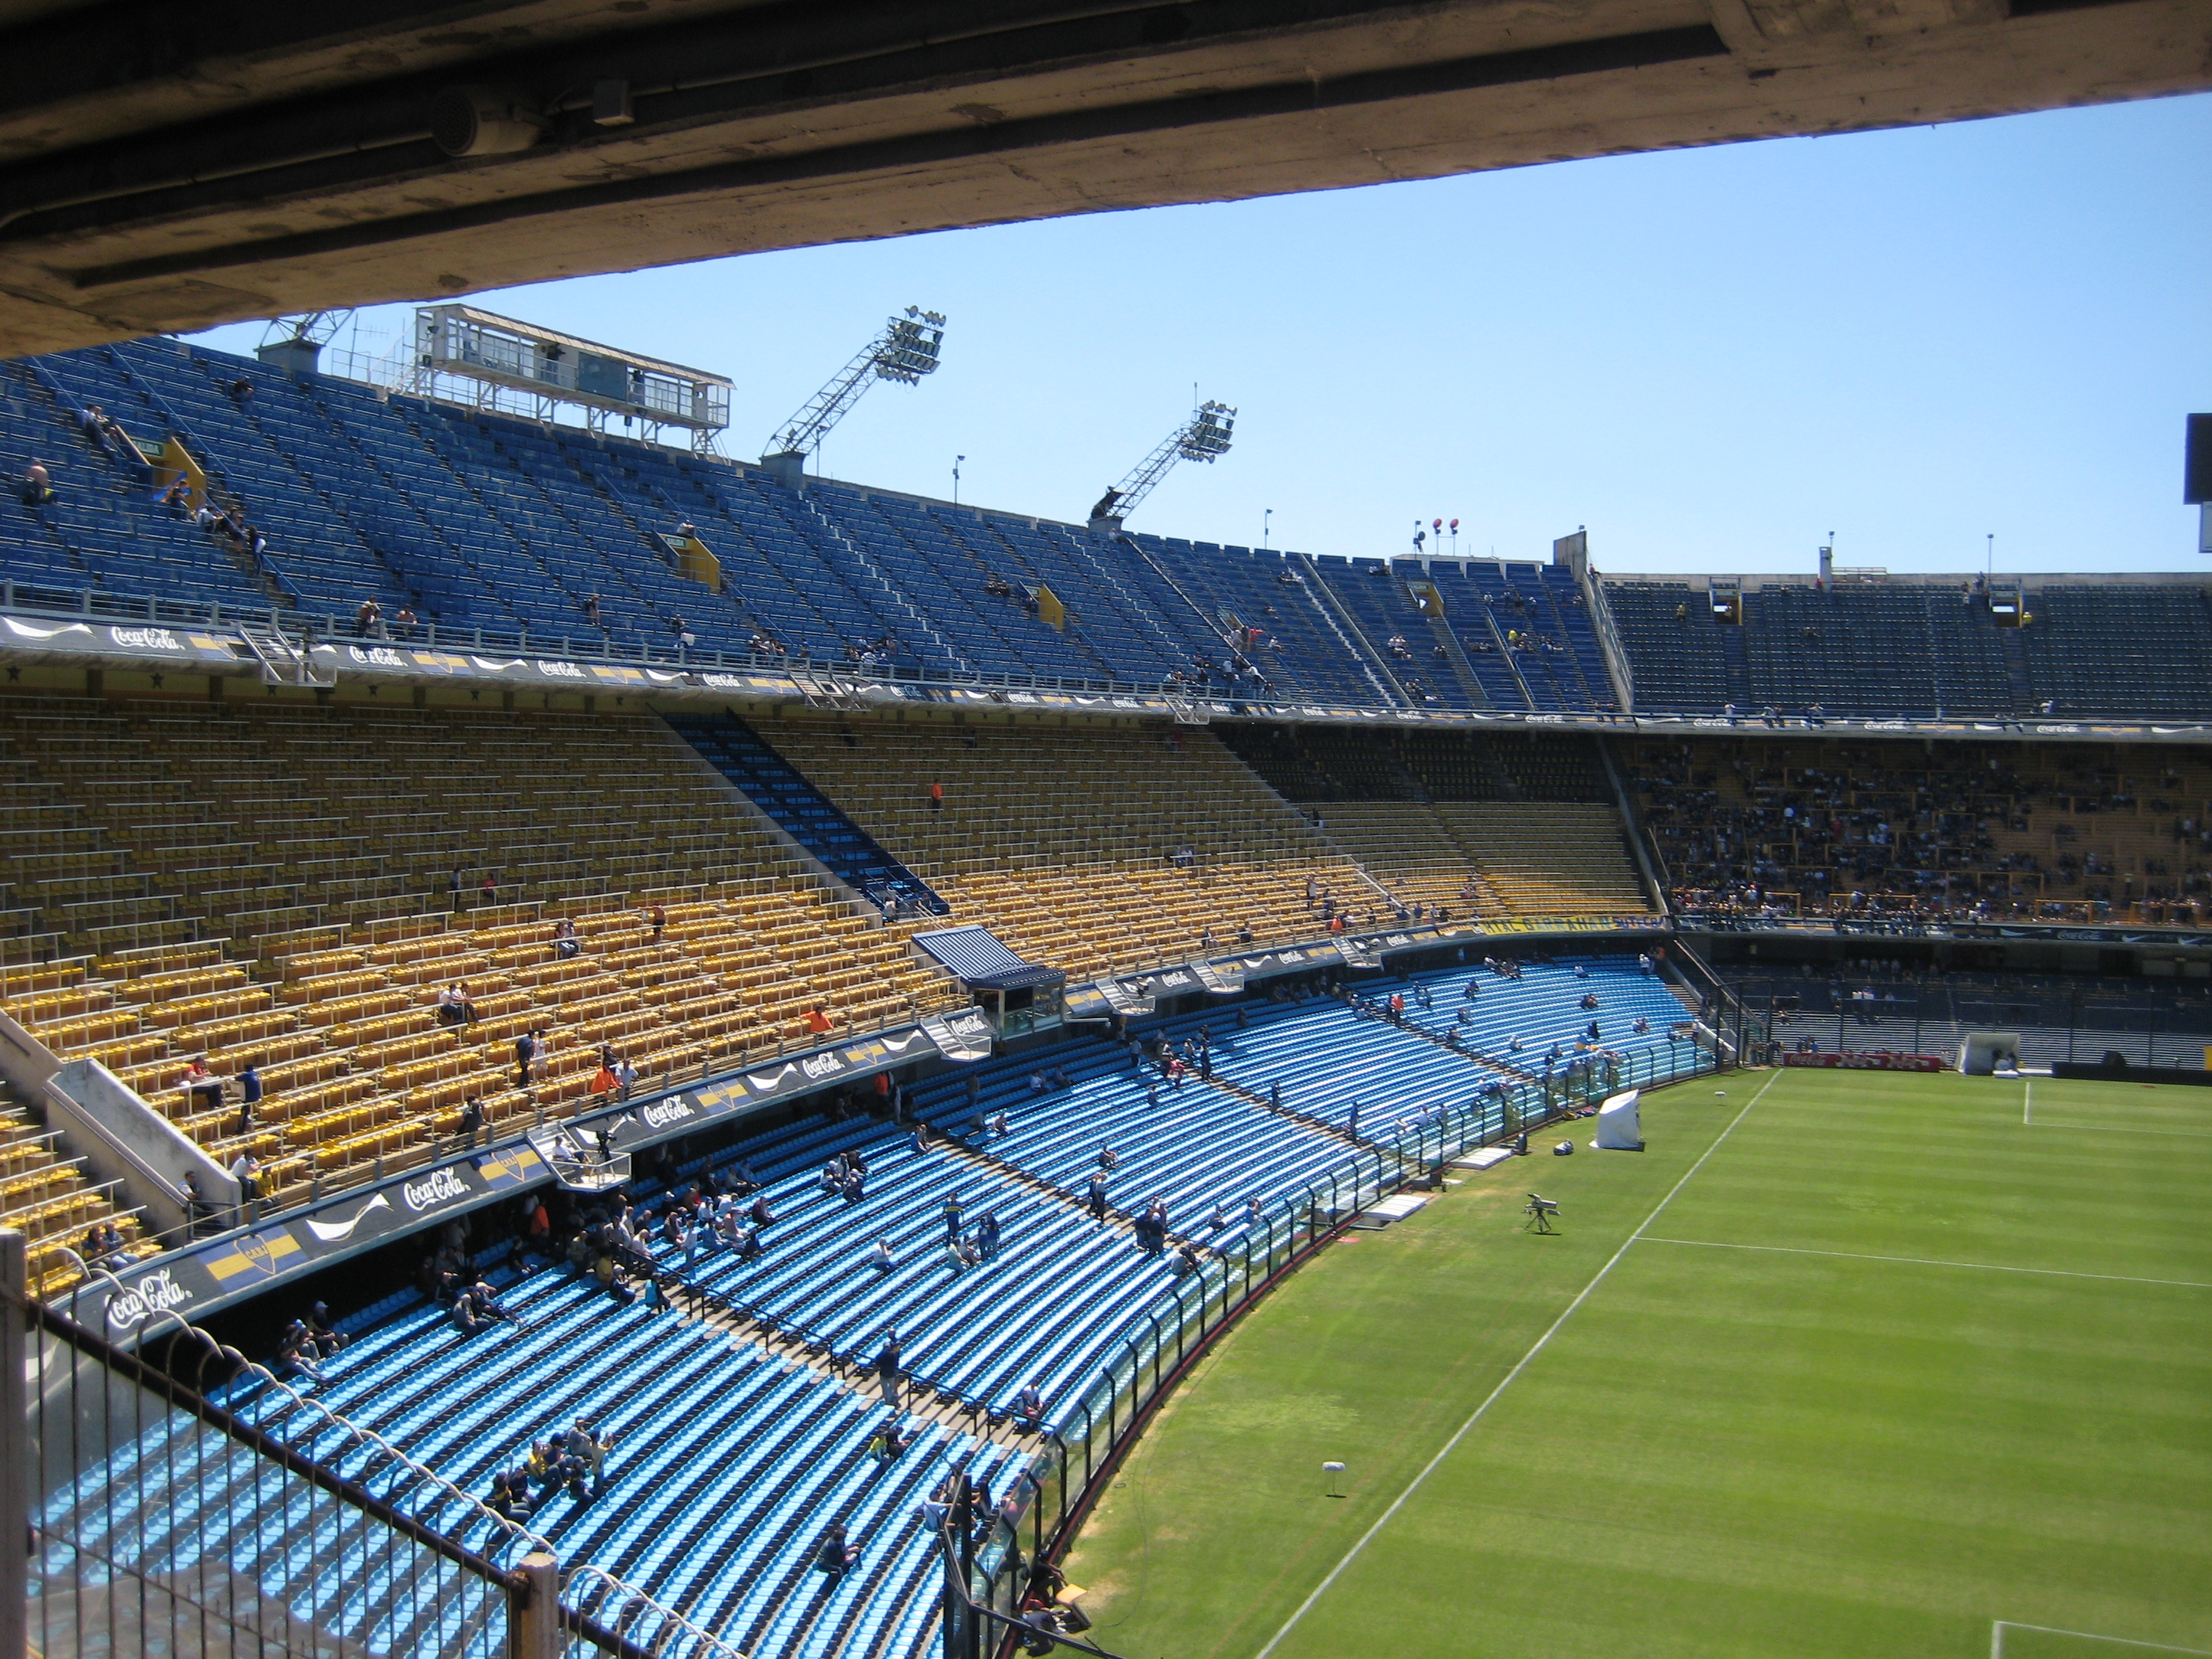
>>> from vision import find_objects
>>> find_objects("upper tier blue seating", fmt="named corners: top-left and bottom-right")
top-left (31, 335), bottom-right (2196, 724)
top-left (1606, 578), bottom-right (2212, 720)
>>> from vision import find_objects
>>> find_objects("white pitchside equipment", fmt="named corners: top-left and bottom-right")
top-left (1959, 1031), bottom-right (2023, 1075)
top-left (1593, 1089), bottom-right (1644, 1150)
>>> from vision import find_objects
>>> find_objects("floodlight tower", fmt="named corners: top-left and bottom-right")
top-left (254, 309), bottom-right (354, 374)
top-left (762, 306), bottom-right (946, 485)
top-left (1088, 400), bottom-right (1236, 530)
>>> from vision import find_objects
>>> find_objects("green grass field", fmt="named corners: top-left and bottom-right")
top-left (1062, 1069), bottom-right (2212, 1659)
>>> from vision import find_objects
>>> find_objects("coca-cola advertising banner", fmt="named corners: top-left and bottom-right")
top-left (1781, 1051), bottom-right (1947, 1073)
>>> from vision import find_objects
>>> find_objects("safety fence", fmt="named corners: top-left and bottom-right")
top-left (1, 1233), bottom-right (748, 1659)
top-left (943, 1035), bottom-right (1722, 1658)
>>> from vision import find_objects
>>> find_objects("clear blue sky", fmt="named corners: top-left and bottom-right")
top-left (195, 92), bottom-right (2212, 577)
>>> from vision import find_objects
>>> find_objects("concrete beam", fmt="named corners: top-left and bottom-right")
top-left (0, 0), bottom-right (2203, 355)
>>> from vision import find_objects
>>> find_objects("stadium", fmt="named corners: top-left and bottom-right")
top-left (1, 10), bottom-right (2208, 1659)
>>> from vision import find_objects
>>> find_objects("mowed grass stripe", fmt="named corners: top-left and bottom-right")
top-left (1064, 1079), bottom-right (1758, 1659)
top-left (1066, 1071), bottom-right (2212, 1659)
top-left (1653, 1071), bottom-right (2212, 1288)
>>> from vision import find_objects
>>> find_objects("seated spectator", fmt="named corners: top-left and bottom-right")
top-left (1011, 1380), bottom-right (1046, 1430)
top-left (180, 1057), bottom-right (225, 1116)
top-left (563, 1417), bottom-right (616, 1496)
top-left (552, 917), bottom-right (581, 958)
top-left (275, 1322), bottom-right (325, 1385)
top-left (436, 981), bottom-right (472, 1025)
top-left (868, 1420), bottom-right (917, 1462)
top-left (82, 1220), bottom-right (133, 1272)
top-left (158, 477), bottom-right (190, 513)
top-left (871, 1236), bottom-right (895, 1272)
top-left (814, 1521), bottom-right (858, 1575)
top-left (488, 1468), bottom-right (536, 1521)
top-left (453, 1277), bottom-right (518, 1335)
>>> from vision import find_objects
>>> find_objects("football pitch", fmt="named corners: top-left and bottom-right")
top-left (1061, 1069), bottom-right (2212, 1659)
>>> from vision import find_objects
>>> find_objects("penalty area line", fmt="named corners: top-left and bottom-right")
top-left (1995, 1620), bottom-right (2212, 1656)
top-left (1250, 1069), bottom-right (1784, 1659)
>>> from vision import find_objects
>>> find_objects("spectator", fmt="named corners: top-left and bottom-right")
top-left (553, 917), bottom-right (581, 959)
top-left (871, 1236), bottom-right (895, 1272)
top-left (354, 598), bottom-right (382, 638)
top-left (563, 1417), bottom-right (616, 1496)
top-left (1011, 1380), bottom-right (1045, 1430)
top-left (804, 1006), bottom-right (833, 1036)
top-left (455, 1097), bottom-right (485, 1152)
top-left (275, 1321), bottom-right (325, 1385)
top-left (583, 593), bottom-right (603, 629)
top-left (436, 981), bottom-right (472, 1025)
top-left (867, 1420), bottom-right (917, 1462)
top-left (876, 1329), bottom-right (904, 1406)
top-left (449, 865), bottom-right (466, 914)
top-left (304, 1301), bottom-right (347, 1357)
top-left (976, 1210), bottom-right (1001, 1260)
top-left (942, 1192), bottom-right (964, 1241)
top-left (82, 1220), bottom-right (133, 1272)
top-left (646, 902), bottom-right (666, 943)
top-left (479, 870), bottom-right (498, 907)
top-left (158, 477), bottom-right (190, 513)
top-left (512, 1030), bottom-right (535, 1092)
top-left (180, 1056), bottom-right (225, 1117)
top-left (814, 1521), bottom-right (858, 1575)
top-left (222, 1053), bottom-right (260, 1132)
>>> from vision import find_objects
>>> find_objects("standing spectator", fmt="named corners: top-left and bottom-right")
top-left (876, 1328), bottom-right (904, 1408)
top-left (928, 781), bottom-right (945, 812)
top-left (235, 1057), bottom-right (264, 1136)
top-left (583, 593), bottom-right (603, 629)
top-left (454, 1097), bottom-right (485, 1152)
top-left (449, 865), bottom-right (465, 914)
top-left (647, 902), bottom-right (667, 943)
top-left (354, 598), bottom-right (382, 637)
top-left (512, 1030), bottom-right (535, 1092)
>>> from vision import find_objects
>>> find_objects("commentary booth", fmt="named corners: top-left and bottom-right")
top-left (914, 925), bottom-right (1068, 1039)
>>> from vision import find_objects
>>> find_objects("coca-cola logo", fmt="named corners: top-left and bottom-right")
top-left (104, 1267), bottom-right (192, 1329)
top-left (642, 1097), bottom-right (694, 1129)
top-left (402, 1168), bottom-right (470, 1212)
top-left (801, 1052), bottom-right (845, 1079)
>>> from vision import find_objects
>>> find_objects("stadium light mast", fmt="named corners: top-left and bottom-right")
top-left (762, 306), bottom-right (946, 485)
top-left (1087, 398), bottom-right (1236, 530)
top-left (253, 309), bottom-right (354, 375)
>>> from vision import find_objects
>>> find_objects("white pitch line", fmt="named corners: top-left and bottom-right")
top-left (1250, 1069), bottom-right (1784, 1659)
top-left (2023, 1078), bottom-right (2032, 1125)
top-left (2022, 1122), bottom-right (2212, 1140)
top-left (1995, 1619), bottom-right (2212, 1655)
top-left (1640, 1237), bottom-right (2212, 1292)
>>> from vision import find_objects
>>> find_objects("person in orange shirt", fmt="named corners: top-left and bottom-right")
top-left (804, 1007), bottom-right (833, 1036)
top-left (928, 781), bottom-right (945, 811)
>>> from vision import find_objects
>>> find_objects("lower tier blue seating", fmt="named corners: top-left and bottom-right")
top-left (46, 952), bottom-right (1711, 1659)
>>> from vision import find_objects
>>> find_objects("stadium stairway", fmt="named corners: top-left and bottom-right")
top-left (755, 717), bottom-right (1375, 982)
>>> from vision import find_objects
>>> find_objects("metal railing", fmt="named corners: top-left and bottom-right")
top-left (3, 1235), bottom-right (752, 1659)
top-left (937, 1035), bottom-right (1721, 1655)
